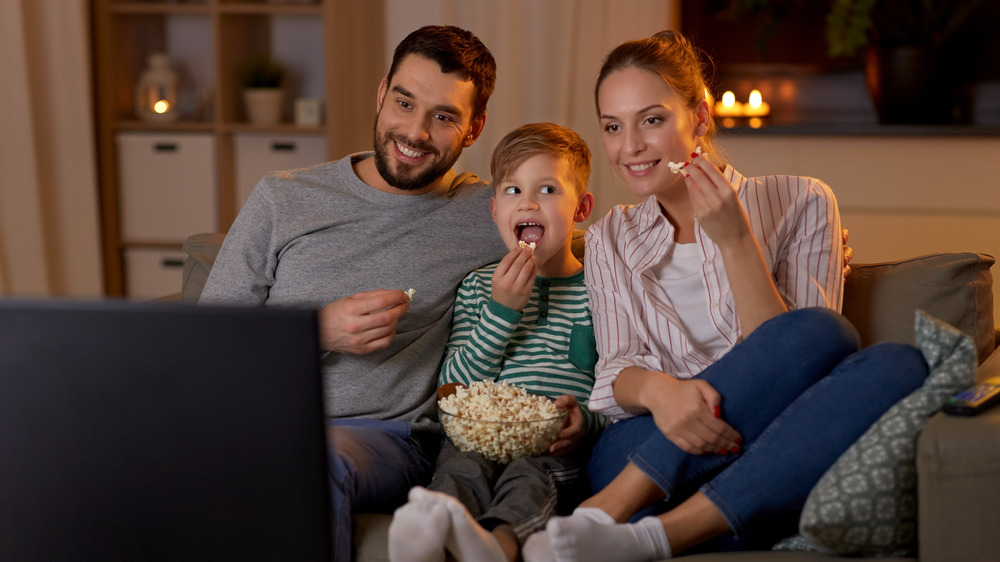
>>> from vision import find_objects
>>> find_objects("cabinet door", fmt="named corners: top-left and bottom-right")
top-left (117, 133), bottom-right (217, 242)
top-left (234, 133), bottom-right (327, 212)
top-left (124, 247), bottom-right (188, 300)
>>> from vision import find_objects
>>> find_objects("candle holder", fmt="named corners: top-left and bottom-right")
top-left (714, 89), bottom-right (770, 128)
top-left (135, 53), bottom-right (179, 123)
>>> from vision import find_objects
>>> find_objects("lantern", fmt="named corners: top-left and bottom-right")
top-left (136, 53), bottom-right (179, 123)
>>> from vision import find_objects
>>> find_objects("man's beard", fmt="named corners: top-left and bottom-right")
top-left (372, 120), bottom-right (462, 191)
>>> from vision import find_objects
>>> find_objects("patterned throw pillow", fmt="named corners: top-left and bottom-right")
top-left (775, 310), bottom-right (977, 556)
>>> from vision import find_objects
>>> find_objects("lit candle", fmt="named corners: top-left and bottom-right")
top-left (744, 89), bottom-right (770, 117)
top-left (713, 90), bottom-right (744, 117)
top-left (153, 100), bottom-right (170, 114)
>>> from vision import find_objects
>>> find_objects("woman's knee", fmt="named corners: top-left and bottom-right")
top-left (851, 341), bottom-right (929, 390)
top-left (783, 308), bottom-right (859, 347)
top-left (748, 308), bottom-right (860, 364)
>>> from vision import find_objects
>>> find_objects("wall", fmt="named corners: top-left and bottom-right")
top-left (716, 134), bottom-right (1000, 322)
top-left (0, 0), bottom-right (102, 297)
top-left (381, 0), bottom-right (680, 226)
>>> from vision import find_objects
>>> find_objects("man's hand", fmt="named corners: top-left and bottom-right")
top-left (491, 246), bottom-right (536, 311)
top-left (549, 394), bottom-right (585, 456)
top-left (318, 289), bottom-right (410, 354)
top-left (842, 227), bottom-right (854, 279)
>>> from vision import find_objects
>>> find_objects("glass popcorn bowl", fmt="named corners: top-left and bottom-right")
top-left (439, 406), bottom-right (567, 464)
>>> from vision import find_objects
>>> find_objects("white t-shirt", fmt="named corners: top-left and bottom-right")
top-left (651, 242), bottom-right (728, 357)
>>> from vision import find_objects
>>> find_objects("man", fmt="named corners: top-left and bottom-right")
top-left (199, 25), bottom-right (507, 560)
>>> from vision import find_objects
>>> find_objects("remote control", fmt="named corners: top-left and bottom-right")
top-left (943, 381), bottom-right (1000, 416)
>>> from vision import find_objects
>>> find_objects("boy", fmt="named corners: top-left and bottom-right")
top-left (388, 122), bottom-right (606, 562)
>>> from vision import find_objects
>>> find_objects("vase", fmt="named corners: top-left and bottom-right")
top-left (865, 46), bottom-right (968, 125)
top-left (243, 88), bottom-right (284, 125)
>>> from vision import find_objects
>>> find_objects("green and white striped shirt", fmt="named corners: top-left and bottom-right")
top-left (441, 263), bottom-right (607, 434)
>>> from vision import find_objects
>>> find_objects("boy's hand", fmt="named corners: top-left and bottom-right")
top-left (491, 246), bottom-right (537, 311)
top-left (318, 289), bottom-right (410, 354)
top-left (549, 394), bottom-right (585, 456)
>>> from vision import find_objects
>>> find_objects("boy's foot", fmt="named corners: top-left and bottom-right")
top-left (411, 487), bottom-right (507, 562)
top-left (387, 487), bottom-right (449, 562)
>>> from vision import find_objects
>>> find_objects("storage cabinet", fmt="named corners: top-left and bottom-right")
top-left (234, 133), bottom-right (327, 211)
top-left (117, 132), bottom-right (217, 241)
top-left (124, 247), bottom-right (189, 301)
top-left (91, 0), bottom-right (386, 297)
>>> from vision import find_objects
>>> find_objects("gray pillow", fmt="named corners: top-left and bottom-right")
top-left (783, 310), bottom-right (977, 557)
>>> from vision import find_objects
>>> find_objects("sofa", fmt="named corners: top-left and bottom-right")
top-left (179, 232), bottom-right (999, 562)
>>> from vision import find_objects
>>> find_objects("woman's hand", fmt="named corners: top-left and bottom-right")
top-left (492, 246), bottom-right (537, 311)
top-left (643, 372), bottom-right (742, 455)
top-left (682, 154), bottom-right (753, 249)
top-left (682, 154), bottom-right (787, 333)
top-left (549, 394), bottom-right (586, 456)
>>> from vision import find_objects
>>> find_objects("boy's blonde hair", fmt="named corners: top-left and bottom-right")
top-left (490, 122), bottom-right (591, 195)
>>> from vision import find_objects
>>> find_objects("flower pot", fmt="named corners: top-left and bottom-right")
top-left (243, 88), bottom-right (284, 125)
top-left (865, 46), bottom-right (969, 125)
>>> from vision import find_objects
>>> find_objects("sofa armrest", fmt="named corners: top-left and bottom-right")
top-left (180, 233), bottom-right (226, 303)
top-left (916, 344), bottom-right (1000, 562)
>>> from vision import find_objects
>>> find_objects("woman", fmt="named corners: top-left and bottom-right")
top-left (522, 30), bottom-right (928, 562)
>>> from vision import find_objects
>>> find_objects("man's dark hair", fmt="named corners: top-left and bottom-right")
top-left (386, 25), bottom-right (496, 120)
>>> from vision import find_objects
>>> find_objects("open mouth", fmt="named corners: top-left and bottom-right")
top-left (516, 222), bottom-right (544, 245)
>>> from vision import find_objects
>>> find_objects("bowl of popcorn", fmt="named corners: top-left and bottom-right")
top-left (438, 380), bottom-right (567, 464)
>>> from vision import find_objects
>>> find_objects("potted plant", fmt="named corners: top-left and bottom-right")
top-left (237, 54), bottom-right (287, 125)
top-left (825, 0), bottom-right (985, 123)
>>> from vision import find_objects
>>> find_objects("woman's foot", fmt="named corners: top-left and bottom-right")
top-left (546, 507), bottom-right (672, 562)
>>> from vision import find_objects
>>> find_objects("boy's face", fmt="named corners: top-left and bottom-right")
top-left (372, 54), bottom-right (484, 193)
top-left (490, 153), bottom-right (593, 276)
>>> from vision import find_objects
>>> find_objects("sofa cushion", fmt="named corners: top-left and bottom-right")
top-left (790, 310), bottom-right (977, 557)
top-left (842, 252), bottom-right (995, 364)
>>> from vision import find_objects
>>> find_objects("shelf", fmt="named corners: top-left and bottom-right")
top-left (120, 240), bottom-right (192, 249)
top-left (93, 0), bottom-right (381, 297)
top-left (109, 3), bottom-right (210, 15)
top-left (117, 120), bottom-right (216, 132)
top-left (218, 4), bottom-right (323, 15)
top-left (108, 1), bottom-right (323, 15)
top-left (221, 122), bottom-right (324, 134)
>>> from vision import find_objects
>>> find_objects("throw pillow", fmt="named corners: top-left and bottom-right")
top-left (775, 309), bottom-right (977, 557)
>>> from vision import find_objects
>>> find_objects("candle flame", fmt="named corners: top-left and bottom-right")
top-left (748, 90), bottom-right (763, 110)
top-left (153, 100), bottom-right (170, 114)
top-left (721, 91), bottom-right (736, 108)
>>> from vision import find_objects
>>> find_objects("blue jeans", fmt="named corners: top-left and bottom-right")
top-left (587, 308), bottom-right (928, 550)
top-left (326, 420), bottom-right (434, 561)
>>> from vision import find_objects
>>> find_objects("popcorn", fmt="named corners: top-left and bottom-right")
top-left (404, 288), bottom-right (416, 302)
top-left (667, 145), bottom-right (702, 174)
top-left (439, 380), bottom-right (564, 464)
top-left (518, 240), bottom-right (536, 251)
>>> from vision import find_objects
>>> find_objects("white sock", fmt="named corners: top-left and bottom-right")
top-left (522, 529), bottom-right (557, 562)
top-left (548, 511), bottom-right (672, 562)
top-left (387, 487), bottom-right (449, 562)
top-left (412, 487), bottom-right (506, 562)
top-left (521, 507), bottom-right (611, 562)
